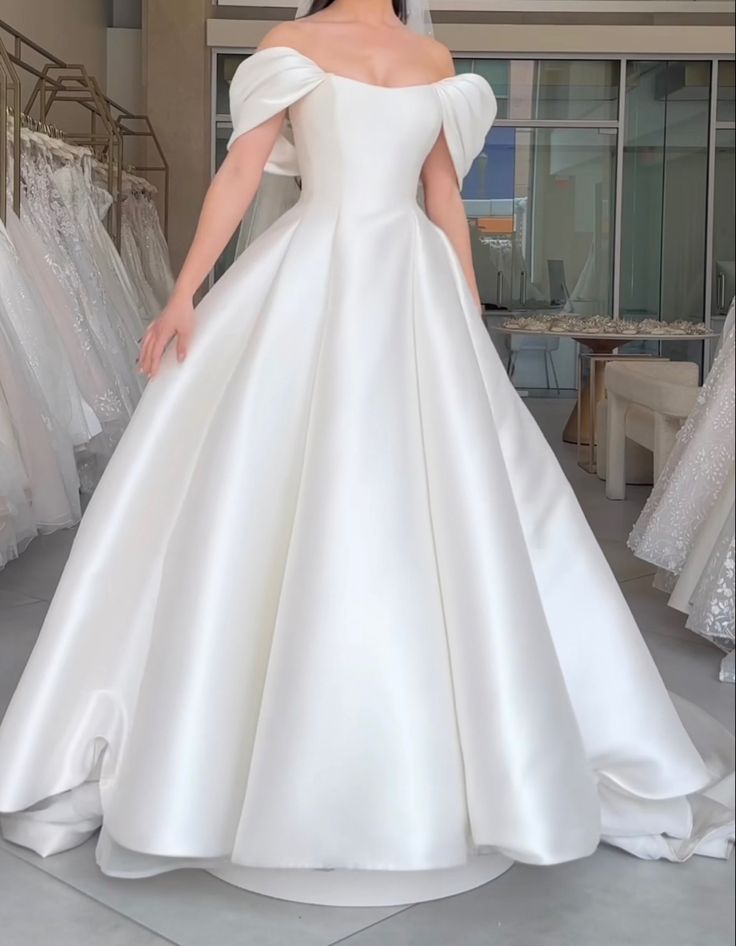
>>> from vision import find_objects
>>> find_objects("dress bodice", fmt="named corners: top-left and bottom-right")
top-left (228, 47), bottom-right (497, 210)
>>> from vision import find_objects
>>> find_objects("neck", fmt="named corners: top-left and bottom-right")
top-left (330, 0), bottom-right (399, 27)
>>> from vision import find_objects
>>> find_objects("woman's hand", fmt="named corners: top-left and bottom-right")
top-left (138, 294), bottom-right (195, 378)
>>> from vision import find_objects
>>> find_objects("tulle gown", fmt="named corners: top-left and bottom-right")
top-left (0, 49), bottom-right (733, 902)
top-left (0, 391), bottom-right (35, 569)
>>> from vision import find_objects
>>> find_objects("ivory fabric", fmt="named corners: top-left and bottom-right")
top-left (0, 48), bottom-right (733, 880)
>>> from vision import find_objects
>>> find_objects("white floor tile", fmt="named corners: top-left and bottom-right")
top-left (0, 848), bottom-right (173, 946)
top-left (0, 588), bottom-right (45, 610)
top-left (643, 632), bottom-right (734, 732)
top-left (598, 537), bottom-right (658, 582)
top-left (0, 599), bottom-right (47, 717)
top-left (335, 847), bottom-right (735, 946)
top-left (0, 529), bottom-right (75, 602)
top-left (0, 838), bottom-right (405, 946)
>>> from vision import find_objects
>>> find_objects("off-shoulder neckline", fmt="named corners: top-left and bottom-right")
top-left (250, 45), bottom-right (485, 93)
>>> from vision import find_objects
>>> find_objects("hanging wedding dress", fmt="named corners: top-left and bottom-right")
top-left (0, 49), bottom-right (733, 906)
top-left (0, 392), bottom-right (35, 569)
top-left (0, 219), bottom-right (96, 452)
top-left (54, 158), bottom-right (146, 350)
top-left (125, 191), bottom-right (175, 309)
top-left (20, 134), bottom-right (143, 412)
top-left (629, 305), bottom-right (735, 679)
top-left (629, 314), bottom-right (735, 579)
top-left (4, 207), bottom-right (115, 490)
top-left (120, 193), bottom-right (161, 322)
top-left (0, 293), bottom-right (80, 532)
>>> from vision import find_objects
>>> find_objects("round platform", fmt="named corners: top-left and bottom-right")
top-left (209, 854), bottom-right (513, 907)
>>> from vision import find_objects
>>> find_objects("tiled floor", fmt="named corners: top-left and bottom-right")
top-left (0, 399), bottom-right (733, 946)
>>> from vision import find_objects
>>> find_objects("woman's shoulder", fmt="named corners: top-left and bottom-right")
top-left (257, 21), bottom-right (307, 52)
top-left (412, 34), bottom-right (455, 81)
top-left (257, 19), bottom-right (455, 85)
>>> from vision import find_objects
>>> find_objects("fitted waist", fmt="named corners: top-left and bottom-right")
top-left (297, 186), bottom-right (422, 216)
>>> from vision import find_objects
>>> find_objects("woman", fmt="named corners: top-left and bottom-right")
top-left (0, 0), bottom-right (733, 907)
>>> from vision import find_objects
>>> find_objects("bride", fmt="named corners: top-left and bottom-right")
top-left (0, 0), bottom-right (733, 908)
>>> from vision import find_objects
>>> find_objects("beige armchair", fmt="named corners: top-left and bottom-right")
top-left (604, 361), bottom-right (700, 500)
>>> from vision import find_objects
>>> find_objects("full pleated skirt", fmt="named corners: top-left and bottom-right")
top-left (0, 202), bottom-right (733, 874)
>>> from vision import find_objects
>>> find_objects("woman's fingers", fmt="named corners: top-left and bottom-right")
top-left (176, 325), bottom-right (192, 363)
top-left (137, 309), bottom-right (193, 378)
top-left (138, 332), bottom-right (154, 375)
top-left (149, 325), bottom-right (175, 377)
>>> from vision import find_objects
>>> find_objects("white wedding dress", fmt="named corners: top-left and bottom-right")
top-left (0, 49), bottom-right (733, 906)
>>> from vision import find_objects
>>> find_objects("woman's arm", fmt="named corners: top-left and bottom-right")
top-left (421, 133), bottom-right (482, 314)
top-left (139, 111), bottom-right (285, 377)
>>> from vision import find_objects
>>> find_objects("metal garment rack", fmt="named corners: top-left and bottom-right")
top-left (0, 18), bottom-right (169, 244)
top-left (0, 34), bottom-right (21, 223)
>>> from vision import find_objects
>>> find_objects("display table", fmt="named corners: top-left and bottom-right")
top-left (491, 323), bottom-right (716, 461)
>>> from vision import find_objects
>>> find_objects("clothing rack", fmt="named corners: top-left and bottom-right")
top-left (0, 18), bottom-right (169, 243)
top-left (0, 35), bottom-right (21, 224)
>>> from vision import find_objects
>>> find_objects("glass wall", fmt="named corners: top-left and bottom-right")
top-left (713, 128), bottom-right (735, 321)
top-left (712, 61), bottom-right (736, 340)
top-left (456, 59), bottom-right (620, 390)
top-left (454, 56), bottom-right (735, 388)
top-left (619, 61), bottom-right (712, 364)
top-left (465, 125), bottom-right (616, 316)
top-left (211, 52), bottom-right (735, 389)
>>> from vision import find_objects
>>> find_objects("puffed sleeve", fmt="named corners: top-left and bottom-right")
top-left (227, 48), bottom-right (326, 175)
top-left (435, 74), bottom-right (498, 186)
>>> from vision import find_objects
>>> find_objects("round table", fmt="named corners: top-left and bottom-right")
top-left (491, 326), bottom-right (717, 447)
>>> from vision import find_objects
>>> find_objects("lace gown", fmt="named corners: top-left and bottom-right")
top-left (19, 137), bottom-right (143, 472)
top-left (629, 311), bottom-right (735, 666)
top-left (120, 196), bottom-right (161, 322)
top-left (129, 194), bottom-right (175, 309)
top-left (0, 49), bottom-right (733, 905)
top-left (54, 161), bottom-right (146, 356)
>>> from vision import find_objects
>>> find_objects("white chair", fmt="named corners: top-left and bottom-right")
top-left (595, 398), bottom-right (653, 485)
top-left (605, 361), bottom-right (700, 500)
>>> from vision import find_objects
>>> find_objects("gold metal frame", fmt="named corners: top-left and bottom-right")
top-left (0, 18), bottom-right (169, 243)
top-left (0, 35), bottom-right (21, 222)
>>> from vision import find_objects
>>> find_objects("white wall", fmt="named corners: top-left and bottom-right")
top-left (107, 26), bottom-right (144, 165)
top-left (1, 0), bottom-right (108, 132)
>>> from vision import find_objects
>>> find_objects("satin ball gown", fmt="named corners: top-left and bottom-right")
top-left (0, 47), bottom-right (733, 906)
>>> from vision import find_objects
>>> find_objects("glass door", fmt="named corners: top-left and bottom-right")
top-left (711, 61), bottom-right (735, 340)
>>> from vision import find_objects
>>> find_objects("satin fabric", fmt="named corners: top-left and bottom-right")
top-left (0, 48), bottom-right (733, 878)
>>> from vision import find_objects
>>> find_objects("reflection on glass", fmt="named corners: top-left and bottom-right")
top-left (620, 61), bottom-right (711, 336)
top-left (463, 126), bottom-right (616, 390)
top-left (216, 54), bottom-right (247, 116)
top-left (464, 127), bottom-right (616, 316)
top-left (214, 55), bottom-right (250, 280)
top-left (455, 58), bottom-right (510, 118)
top-left (717, 60), bottom-right (735, 123)
top-left (713, 128), bottom-right (735, 321)
top-left (214, 124), bottom-right (241, 281)
top-left (455, 59), bottom-right (619, 122)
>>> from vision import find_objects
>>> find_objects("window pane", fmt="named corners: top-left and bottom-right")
top-left (464, 126), bottom-right (617, 390)
top-left (621, 62), bottom-right (710, 321)
top-left (717, 59), bottom-right (735, 123)
top-left (216, 53), bottom-right (247, 116)
top-left (456, 58), bottom-right (510, 118)
top-left (456, 59), bottom-right (618, 122)
top-left (518, 60), bottom-right (620, 121)
top-left (713, 128), bottom-right (735, 325)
